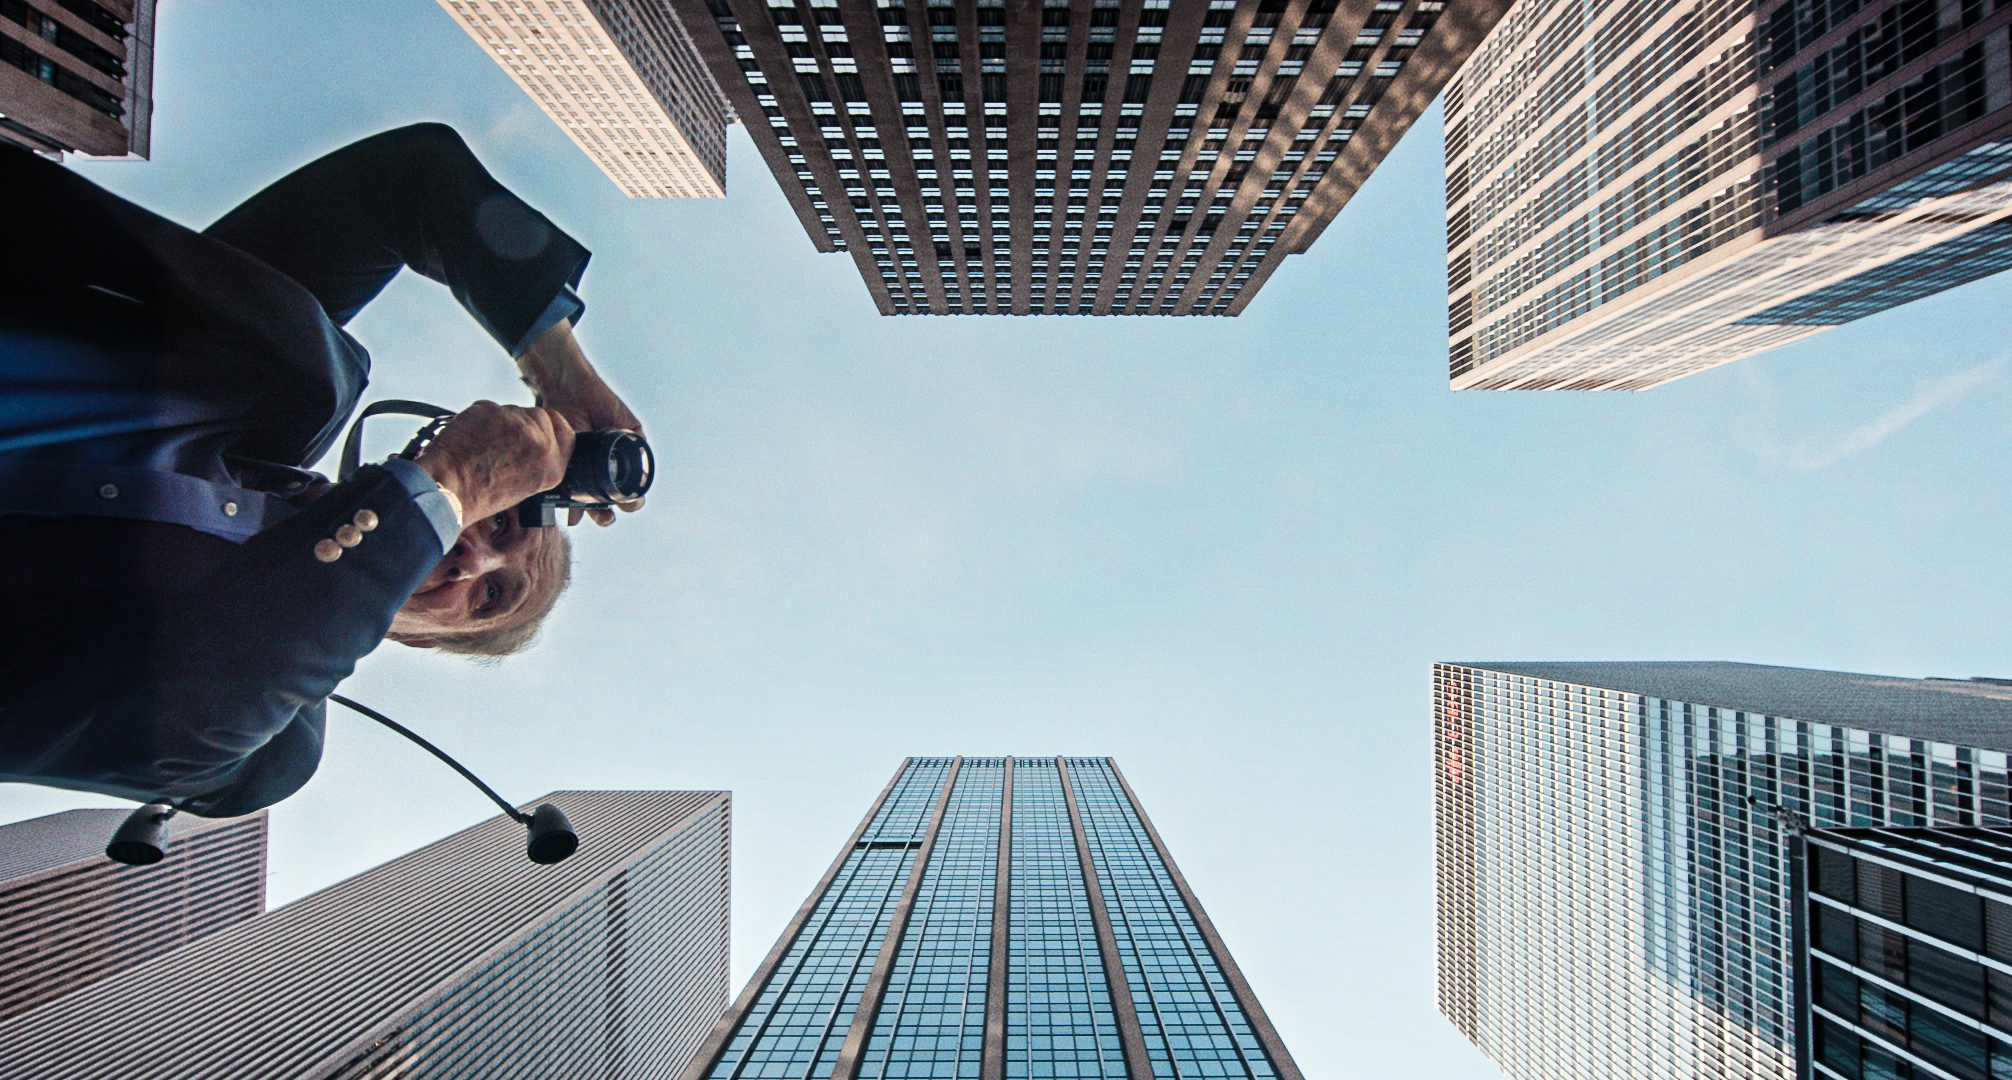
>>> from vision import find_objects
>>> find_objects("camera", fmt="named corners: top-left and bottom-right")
top-left (516, 429), bottom-right (654, 526)
top-left (339, 401), bottom-right (655, 528)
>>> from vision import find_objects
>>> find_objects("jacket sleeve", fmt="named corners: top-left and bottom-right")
top-left (0, 464), bottom-right (451, 817)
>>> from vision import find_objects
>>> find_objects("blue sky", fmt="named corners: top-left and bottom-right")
top-left (8, 1), bottom-right (2012, 1076)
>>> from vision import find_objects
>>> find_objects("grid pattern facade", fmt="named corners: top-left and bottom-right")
top-left (859, 759), bottom-right (1001, 1080)
top-left (0, 809), bottom-right (265, 1022)
top-left (1802, 827), bottom-right (2012, 1080)
top-left (707, 758), bottom-right (952, 1080)
top-left (1067, 762), bottom-right (1278, 1080)
top-left (438, 0), bottom-right (731, 197)
top-left (1011, 758), bottom-right (1125, 1080)
top-left (1444, 0), bottom-right (2012, 391)
top-left (1434, 662), bottom-right (2012, 1080)
top-left (682, 756), bottom-right (1302, 1080)
top-left (0, 790), bottom-right (732, 1080)
top-left (668, 0), bottom-right (1509, 316)
top-left (0, 0), bottom-right (154, 158)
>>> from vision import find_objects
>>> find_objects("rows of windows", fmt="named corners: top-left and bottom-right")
top-left (1433, 666), bottom-right (2012, 1080)
top-left (859, 761), bottom-right (1003, 1080)
top-left (707, 760), bottom-right (951, 1080)
top-left (1446, 0), bottom-right (1762, 364)
top-left (0, 7), bottom-right (122, 118)
top-left (1471, 135), bottom-right (1744, 318)
top-left (1448, 0), bottom-right (2012, 385)
top-left (332, 801), bottom-right (730, 1080)
top-left (1468, 178), bottom-right (1761, 365)
top-left (1461, 55), bottom-right (1754, 278)
top-left (1008, 759), bottom-right (1126, 1080)
top-left (1771, 41), bottom-right (2000, 215)
top-left (444, 0), bottom-right (727, 196)
top-left (1809, 840), bottom-right (2012, 1080)
top-left (704, 757), bottom-right (1296, 1079)
top-left (1762, 0), bottom-right (1947, 145)
top-left (1449, 173), bottom-right (2012, 387)
top-left (1762, 0), bottom-right (2008, 71)
top-left (0, 0), bottom-right (124, 79)
top-left (1066, 759), bottom-right (1279, 1080)
top-left (720, 0), bottom-right (1441, 314)
top-left (1454, 0), bottom-right (1754, 191)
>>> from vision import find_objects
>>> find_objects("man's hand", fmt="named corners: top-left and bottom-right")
top-left (517, 318), bottom-right (645, 526)
top-left (412, 401), bottom-right (574, 525)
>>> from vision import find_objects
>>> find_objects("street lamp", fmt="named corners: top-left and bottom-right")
top-left (103, 695), bottom-right (579, 867)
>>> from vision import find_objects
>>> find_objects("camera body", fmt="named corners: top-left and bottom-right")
top-left (516, 428), bottom-right (654, 527)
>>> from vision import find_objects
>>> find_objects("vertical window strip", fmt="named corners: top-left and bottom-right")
top-left (707, 760), bottom-right (953, 1080)
top-left (859, 759), bottom-right (1006, 1080)
top-left (1008, 759), bottom-right (1127, 1080)
top-left (1063, 759), bottom-right (1277, 1080)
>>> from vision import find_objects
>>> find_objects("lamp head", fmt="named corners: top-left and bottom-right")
top-left (525, 803), bottom-right (578, 864)
top-left (106, 803), bottom-right (178, 866)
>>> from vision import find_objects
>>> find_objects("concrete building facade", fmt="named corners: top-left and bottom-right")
top-left (437, 0), bottom-right (732, 197)
top-left (0, 790), bottom-right (731, 1080)
top-left (669, 0), bottom-right (1510, 315)
top-left (1436, 661), bottom-right (2012, 1080)
top-left (0, 0), bottom-right (155, 158)
top-left (682, 756), bottom-right (1301, 1080)
top-left (0, 808), bottom-right (265, 1021)
top-left (1444, 0), bottom-right (2012, 390)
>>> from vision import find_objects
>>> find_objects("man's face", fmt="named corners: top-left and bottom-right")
top-left (387, 509), bottom-right (567, 643)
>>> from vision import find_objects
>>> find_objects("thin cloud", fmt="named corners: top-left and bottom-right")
top-left (1792, 356), bottom-right (2006, 469)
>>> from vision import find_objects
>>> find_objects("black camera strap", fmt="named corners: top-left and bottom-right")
top-left (337, 400), bottom-right (455, 482)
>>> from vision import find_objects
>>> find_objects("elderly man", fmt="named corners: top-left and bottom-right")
top-left (0, 124), bottom-right (641, 817)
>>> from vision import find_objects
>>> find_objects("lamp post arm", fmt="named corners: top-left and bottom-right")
top-left (327, 694), bottom-right (532, 825)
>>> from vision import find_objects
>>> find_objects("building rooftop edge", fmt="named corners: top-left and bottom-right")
top-left (1439, 661), bottom-right (2012, 751)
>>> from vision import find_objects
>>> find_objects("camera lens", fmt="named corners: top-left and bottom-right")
top-left (565, 431), bottom-right (654, 503)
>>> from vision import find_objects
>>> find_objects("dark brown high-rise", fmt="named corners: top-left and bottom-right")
top-left (669, 0), bottom-right (1509, 315)
top-left (0, 0), bottom-right (155, 158)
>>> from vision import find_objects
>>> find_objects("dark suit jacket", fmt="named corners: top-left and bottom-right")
top-left (0, 128), bottom-right (587, 816)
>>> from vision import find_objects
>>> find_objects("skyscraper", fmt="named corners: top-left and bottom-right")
top-left (0, 0), bottom-right (156, 159)
top-left (681, 756), bottom-right (1301, 1080)
top-left (0, 791), bottom-right (731, 1079)
top-left (668, 0), bottom-right (1509, 316)
top-left (1795, 823), bottom-right (2012, 1080)
top-left (0, 808), bottom-right (265, 1021)
top-left (1444, 0), bottom-right (2012, 390)
top-left (1434, 661), bottom-right (2012, 1080)
top-left (437, 0), bottom-right (732, 197)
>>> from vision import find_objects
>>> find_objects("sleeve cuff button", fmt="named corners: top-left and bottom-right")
top-left (353, 509), bottom-right (380, 532)
top-left (313, 539), bottom-right (343, 563)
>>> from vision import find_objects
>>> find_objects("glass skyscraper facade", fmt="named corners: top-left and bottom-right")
top-left (1798, 824), bottom-right (2012, 1080)
top-left (0, 790), bottom-right (731, 1080)
top-left (666, 0), bottom-right (1509, 316)
top-left (1444, 0), bottom-right (2012, 391)
top-left (680, 756), bottom-right (1301, 1080)
top-left (1435, 662), bottom-right (2012, 1080)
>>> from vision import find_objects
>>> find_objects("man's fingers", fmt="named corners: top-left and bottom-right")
top-left (567, 507), bottom-right (584, 527)
top-left (618, 495), bottom-right (646, 513)
top-left (534, 405), bottom-right (576, 462)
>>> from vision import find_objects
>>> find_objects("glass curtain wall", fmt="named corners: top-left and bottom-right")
top-left (688, 756), bottom-right (1300, 1080)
